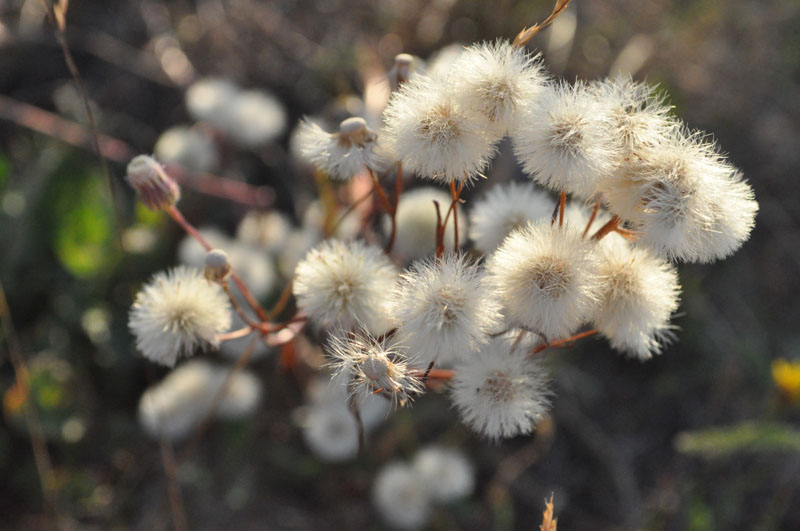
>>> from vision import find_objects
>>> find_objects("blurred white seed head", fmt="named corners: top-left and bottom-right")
top-left (426, 44), bottom-right (464, 78)
top-left (125, 155), bottom-right (180, 211)
top-left (204, 249), bottom-right (230, 282)
top-left (154, 125), bottom-right (219, 173)
top-left (391, 254), bottom-right (502, 366)
top-left (185, 77), bottom-right (238, 124)
top-left (389, 187), bottom-right (465, 262)
top-left (450, 337), bottom-right (551, 440)
top-left (388, 53), bottom-right (424, 91)
top-left (295, 117), bottom-right (382, 180)
top-left (412, 446), bottom-right (474, 503)
top-left (327, 329), bottom-right (423, 407)
top-left (301, 401), bottom-right (360, 462)
top-left (450, 40), bottom-right (547, 135)
top-left (223, 89), bottom-right (287, 148)
top-left (488, 220), bottom-right (601, 340)
top-left (293, 239), bottom-right (397, 333)
top-left (138, 360), bottom-right (261, 440)
top-left (594, 237), bottom-right (680, 359)
top-left (512, 81), bottom-right (619, 197)
top-left (382, 74), bottom-right (496, 184)
top-left (469, 181), bottom-right (555, 253)
top-left (307, 374), bottom-right (391, 433)
top-left (129, 266), bottom-right (232, 367)
top-left (236, 210), bottom-right (291, 253)
top-left (373, 461), bottom-right (431, 530)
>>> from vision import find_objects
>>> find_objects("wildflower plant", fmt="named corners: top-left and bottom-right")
top-left (124, 1), bottom-right (758, 461)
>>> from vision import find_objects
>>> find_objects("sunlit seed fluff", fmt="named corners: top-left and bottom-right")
top-left (593, 237), bottom-right (680, 359)
top-left (388, 187), bottom-right (466, 262)
top-left (599, 129), bottom-right (758, 262)
top-left (388, 53), bottom-right (425, 90)
top-left (412, 446), bottom-right (474, 503)
top-left (589, 75), bottom-right (677, 156)
top-left (222, 89), bottom-right (287, 148)
top-left (450, 40), bottom-right (547, 135)
top-left (129, 267), bottom-right (232, 367)
top-left (293, 239), bottom-right (397, 332)
top-left (327, 329), bottom-right (423, 407)
top-left (125, 155), bottom-right (180, 211)
top-left (450, 337), bottom-right (551, 441)
top-left (138, 360), bottom-right (261, 440)
top-left (382, 74), bottom-right (496, 184)
top-left (295, 117), bottom-right (382, 180)
top-left (185, 77), bottom-right (238, 124)
top-left (487, 220), bottom-right (601, 340)
top-left (373, 461), bottom-right (431, 530)
top-left (391, 254), bottom-right (502, 366)
top-left (512, 81), bottom-right (619, 198)
top-left (154, 125), bottom-right (219, 173)
top-left (236, 210), bottom-right (291, 253)
top-left (301, 401), bottom-right (360, 462)
top-left (469, 181), bottom-right (555, 253)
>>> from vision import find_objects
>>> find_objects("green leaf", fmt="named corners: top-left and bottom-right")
top-left (51, 170), bottom-right (118, 278)
top-left (675, 421), bottom-right (800, 456)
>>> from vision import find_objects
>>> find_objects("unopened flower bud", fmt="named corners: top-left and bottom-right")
top-left (337, 117), bottom-right (376, 148)
top-left (204, 249), bottom-right (231, 282)
top-left (388, 53), bottom-right (419, 91)
top-left (126, 155), bottom-right (180, 211)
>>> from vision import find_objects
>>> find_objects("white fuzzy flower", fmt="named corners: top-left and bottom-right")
top-left (469, 181), bottom-right (554, 253)
top-left (327, 329), bottom-right (423, 407)
top-left (236, 210), bottom-right (291, 253)
top-left (301, 402), bottom-right (360, 462)
top-left (185, 77), bottom-right (238, 124)
top-left (373, 461), bottom-right (431, 530)
top-left (138, 360), bottom-right (261, 440)
top-left (295, 117), bottom-right (382, 180)
top-left (599, 129), bottom-right (758, 262)
top-left (382, 74), bottom-right (496, 184)
top-left (450, 337), bottom-right (551, 440)
top-left (412, 446), bottom-right (474, 503)
top-left (512, 81), bottom-right (619, 197)
top-left (426, 43), bottom-right (463, 78)
top-left (391, 254), bottom-right (502, 366)
top-left (129, 267), bottom-right (232, 367)
top-left (223, 89), bottom-right (287, 148)
top-left (293, 239), bottom-right (397, 332)
top-left (389, 187), bottom-right (465, 262)
top-left (594, 238), bottom-right (680, 359)
top-left (589, 75), bottom-right (677, 155)
top-left (450, 40), bottom-right (547, 135)
top-left (488, 220), bottom-right (601, 340)
top-left (154, 125), bottom-right (219, 173)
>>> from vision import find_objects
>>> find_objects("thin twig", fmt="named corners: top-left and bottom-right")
top-left (450, 179), bottom-right (461, 250)
top-left (159, 438), bottom-right (189, 531)
top-left (582, 200), bottom-right (600, 238)
top-left (558, 190), bottom-right (566, 228)
top-left (590, 215), bottom-right (621, 241)
top-left (531, 328), bottom-right (598, 356)
top-left (512, 0), bottom-right (573, 48)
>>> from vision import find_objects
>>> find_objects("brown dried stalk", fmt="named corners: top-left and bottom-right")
top-left (513, 0), bottom-right (574, 48)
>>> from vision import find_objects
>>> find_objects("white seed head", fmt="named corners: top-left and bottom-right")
top-left (125, 154), bottom-right (180, 211)
top-left (469, 181), bottom-right (555, 253)
top-left (487, 220), bottom-right (601, 340)
top-left (382, 74), bottom-right (497, 184)
top-left (203, 249), bottom-right (230, 282)
top-left (593, 237), bottom-right (680, 359)
top-left (129, 266), bottom-right (232, 367)
top-left (450, 40), bottom-right (548, 135)
top-left (391, 254), bottom-right (502, 366)
top-left (373, 461), bottom-right (431, 530)
top-left (301, 402), bottom-right (360, 462)
top-left (389, 187), bottom-right (465, 262)
top-left (293, 239), bottom-right (397, 332)
top-left (222, 89), bottom-right (287, 147)
top-left (412, 446), bottom-right (474, 503)
top-left (512, 81), bottom-right (620, 197)
top-left (236, 210), bottom-right (291, 253)
top-left (388, 53), bottom-right (424, 90)
top-left (450, 337), bottom-right (551, 440)
top-left (154, 125), bottom-right (219, 173)
top-left (185, 77), bottom-right (238, 124)
top-left (294, 117), bottom-right (382, 180)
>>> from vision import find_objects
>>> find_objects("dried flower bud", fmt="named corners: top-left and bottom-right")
top-left (387, 53), bottom-right (420, 90)
top-left (337, 117), bottom-right (376, 148)
top-left (204, 249), bottom-right (231, 282)
top-left (126, 155), bottom-right (180, 211)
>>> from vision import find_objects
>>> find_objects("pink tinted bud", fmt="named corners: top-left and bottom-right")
top-left (126, 155), bottom-right (180, 211)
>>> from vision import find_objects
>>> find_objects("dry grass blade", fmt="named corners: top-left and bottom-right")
top-left (540, 494), bottom-right (558, 531)
top-left (513, 0), bottom-right (573, 47)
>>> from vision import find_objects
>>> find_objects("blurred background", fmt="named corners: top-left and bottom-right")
top-left (1, 0), bottom-right (799, 529)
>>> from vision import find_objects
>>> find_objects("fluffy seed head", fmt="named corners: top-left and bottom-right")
top-left (295, 117), bottom-right (381, 180)
top-left (412, 446), bottom-right (474, 503)
top-left (512, 82), bottom-right (619, 197)
top-left (450, 40), bottom-right (547, 135)
top-left (223, 89), bottom-right (287, 147)
top-left (129, 266), bottom-right (232, 367)
top-left (373, 461), bottom-right (431, 530)
top-left (301, 402), bottom-right (360, 462)
top-left (450, 337), bottom-right (551, 440)
top-left (382, 74), bottom-right (496, 184)
top-left (154, 126), bottom-right (219, 173)
top-left (594, 237), bottom-right (680, 359)
top-left (469, 181), bottom-right (555, 253)
top-left (185, 77), bottom-right (238, 124)
top-left (488, 220), bottom-right (601, 340)
top-left (126, 155), bottom-right (180, 211)
top-left (293, 239), bottom-right (397, 332)
top-left (391, 254), bottom-right (502, 366)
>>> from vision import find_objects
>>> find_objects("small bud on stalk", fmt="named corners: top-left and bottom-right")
top-left (204, 249), bottom-right (231, 282)
top-left (125, 155), bottom-right (180, 211)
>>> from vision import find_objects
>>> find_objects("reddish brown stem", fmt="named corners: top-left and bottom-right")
top-left (582, 200), bottom-right (600, 238)
top-left (591, 216), bottom-right (621, 241)
top-left (559, 189), bottom-right (566, 227)
top-left (531, 328), bottom-right (599, 355)
top-left (434, 200), bottom-right (445, 258)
